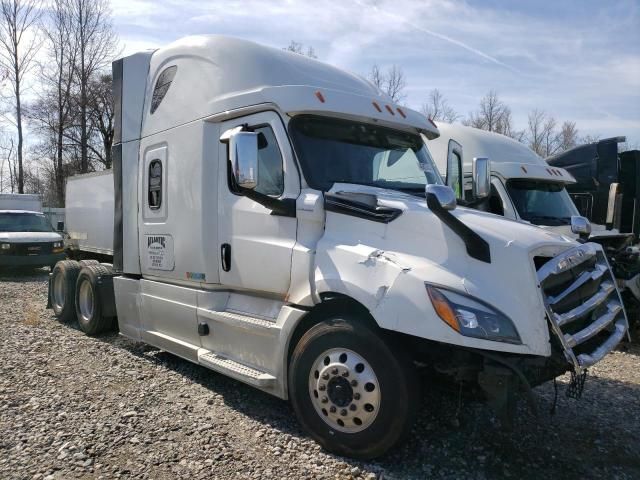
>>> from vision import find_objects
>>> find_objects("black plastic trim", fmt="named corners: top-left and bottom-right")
top-left (112, 144), bottom-right (123, 272)
top-left (112, 59), bottom-right (123, 145)
top-left (426, 193), bottom-right (491, 263)
top-left (239, 187), bottom-right (297, 217)
top-left (325, 192), bottom-right (402, 224)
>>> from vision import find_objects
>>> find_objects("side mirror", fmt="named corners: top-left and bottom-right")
top-left (426, 184), bottom-right (457, 211)
top-left (472, 157), bottom-right (491, 199)
top-left (229, 131), bottom-right (258, 190)
top-left (571, 215), bottom-right (591, 240)
top-left (56, 221), bottom-right (64, 232)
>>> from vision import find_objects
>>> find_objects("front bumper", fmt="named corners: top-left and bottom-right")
top-left (537, 243), bottom-right (630, 371)
top-left (0, 252), bottom-right (65, 268)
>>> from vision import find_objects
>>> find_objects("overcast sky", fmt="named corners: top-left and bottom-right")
top-left (110, 0), bottom-right (640, 145)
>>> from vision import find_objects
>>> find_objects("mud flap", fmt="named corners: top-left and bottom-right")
top-left (478, 365), bottom-right (518, 428)
top-left (95, 275), bottom-right (117, 318)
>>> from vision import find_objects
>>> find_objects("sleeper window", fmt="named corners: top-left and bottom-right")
top-left (148, 160), bottom-right (162, 209)
top-left (252, 126), bottom-right (284, 196)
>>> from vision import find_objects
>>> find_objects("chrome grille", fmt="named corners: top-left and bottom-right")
top-left (537, 243), bottom-right (629, 370)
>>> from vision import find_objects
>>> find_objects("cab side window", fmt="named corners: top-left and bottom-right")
top-left (148, 159), bottom-right (162, 209)
top-left (447, 147), bottom-right (462, 199)
top-left (232, 126), bottom-right (284, 196)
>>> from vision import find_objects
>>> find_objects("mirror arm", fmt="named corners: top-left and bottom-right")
top-left (426, 193), bottom-right (491, 263)
top-left (240, 186), bottom-right (296, 217)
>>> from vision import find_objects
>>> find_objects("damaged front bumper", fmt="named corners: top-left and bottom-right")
top-left (536, 243), bottom-right (630, 370)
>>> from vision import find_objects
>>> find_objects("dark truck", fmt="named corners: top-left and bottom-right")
top-left (548, 137), bottom-right (640, 333)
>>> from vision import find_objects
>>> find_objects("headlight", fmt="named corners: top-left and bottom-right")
top-left (53, 242), bottom-right (62, 248)
top-left (1, 243), bottom-right (10, 250)
top-left (426, 284), bottom-right (521, 344)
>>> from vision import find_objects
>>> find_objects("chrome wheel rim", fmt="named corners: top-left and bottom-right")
top-left (78, 280), bottom-right (94, 321)
top-left (53, 273), bottom-right (65, 310)
top-left (308, 348), bottom-right (381, 433)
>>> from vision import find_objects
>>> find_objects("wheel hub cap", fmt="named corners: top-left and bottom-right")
top-left (327, 376), bottom-right (353, 407)
top-left (308, 348), bottom-right (380, 433)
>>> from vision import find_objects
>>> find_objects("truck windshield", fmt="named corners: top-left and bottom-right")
top-left (0, 213), bottom-right (53, 232)
top-left (289, 115), bottom-right (443, 193)
top-left (506, 180), bottom-right (579, 226)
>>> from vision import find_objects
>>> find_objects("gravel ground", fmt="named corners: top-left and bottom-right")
top-left (1, 269), bottom-right (639, 480)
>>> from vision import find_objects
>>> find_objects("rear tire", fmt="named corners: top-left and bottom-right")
top-left (75, 264), bottom-right (116, 336)
top-left (79, 259), bottom-right (99, 266)
top-left (51, 260), bottom-right (82, 322)
top-left (288, 316), bottom-right (418, 459)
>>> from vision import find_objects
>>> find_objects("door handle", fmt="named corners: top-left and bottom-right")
top-left (221, 243), bottom-right (231, 272)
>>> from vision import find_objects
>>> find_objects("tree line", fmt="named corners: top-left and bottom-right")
top-left (0, 30), bottom-right (621, 204)
top-left (0, 0), bottom-right (117, 206)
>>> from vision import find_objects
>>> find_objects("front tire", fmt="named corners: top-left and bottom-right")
top-left (75, 264), bottom-right (116, 335)
top-left (289, 316), bottom-right (418, 459)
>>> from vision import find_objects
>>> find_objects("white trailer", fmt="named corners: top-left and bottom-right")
top-left (48, 36), bottom-right (628, 459)
top-left (65, 171), bottom-right (114, 258)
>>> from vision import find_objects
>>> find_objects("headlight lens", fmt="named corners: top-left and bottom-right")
top-left (426, 284), bottom-right (521, 344)
top-left (1, 243), bottom-right (10, 250)
top-left (53, 242), bottom-right (62, 248)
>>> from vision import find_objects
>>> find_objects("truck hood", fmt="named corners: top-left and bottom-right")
top-left (0, 231), bottom-right (62, 243)
top-left (314, 183), bottom-right (579, 357)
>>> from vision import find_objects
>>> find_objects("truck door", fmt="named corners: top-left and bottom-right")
top-left (217, 111), bottom-right (299, 295)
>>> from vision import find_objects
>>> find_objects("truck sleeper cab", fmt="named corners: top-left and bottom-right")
top-left (48, 37), bottom-right (628, 459)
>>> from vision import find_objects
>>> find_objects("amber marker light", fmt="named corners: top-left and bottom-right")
top-left (426, 286), bottom-right (460, 332)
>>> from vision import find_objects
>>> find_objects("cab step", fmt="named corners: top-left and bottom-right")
top-left (197, 307), bottom-right (277, 331)
top-left (197, 350), bottom-right (276, 388)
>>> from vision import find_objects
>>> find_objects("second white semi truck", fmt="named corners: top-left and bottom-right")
top-left (48, 36), bottom-right (628, 459)
top-left (428, 123), bottom-right (639, 334)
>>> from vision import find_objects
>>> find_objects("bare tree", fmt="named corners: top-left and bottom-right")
top-left (558, 121), bottom-right (579, 152)
top-left (31, 0), bottom-right (77, 204)
top-left (526, 109), bottom-right (563, 157)
top-left (284, 40), bottom-right (317, 58)
top-left (580, 134), bottom-right (600, 145)
top-left (526, 109), bottom-right (546, 156)
top-left (87, 73), bottom-right (113, 168)
top-left (420, 89), bottom-right (459, 123)
top-left (464, 90), bottom-right (510, 134)
top-left (69, 0), bottom-right (118, 173)
top-left (0, 136), bottom-right (14, 192)
top-left (368, 64), bottom-right (406, 103)
top-left (0, 0), bottom-right (41, 193)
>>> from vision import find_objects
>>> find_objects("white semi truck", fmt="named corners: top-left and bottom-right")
top-left (428, 123), bottom-right (639, 333)
top-left (48, 36), bottom-right (629, 459)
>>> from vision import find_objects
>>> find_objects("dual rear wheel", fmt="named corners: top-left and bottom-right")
top-left (50, 260), bottom-right (116, 335)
